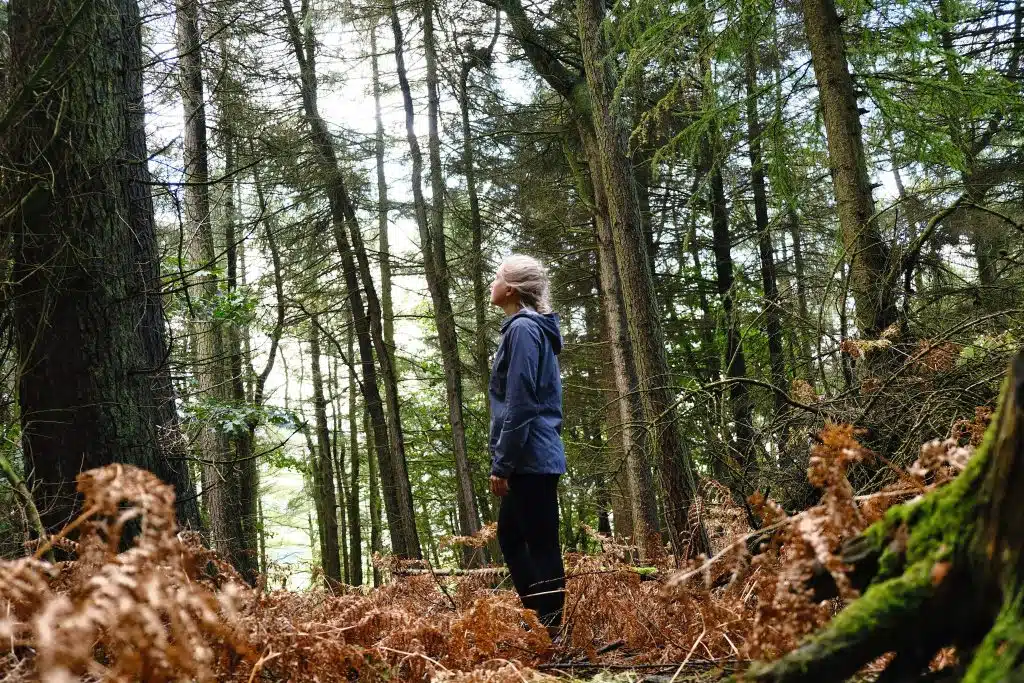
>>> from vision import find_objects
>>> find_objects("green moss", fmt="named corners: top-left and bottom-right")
top-left (736, 368), bottom-right (1021, 682)
top-left (748, 559), bottom-right (938, 682)
top-left (962, 592), bottom-right (1024, 682)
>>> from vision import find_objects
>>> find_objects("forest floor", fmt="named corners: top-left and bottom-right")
top-left (0, 420), bottom-right (979, 682)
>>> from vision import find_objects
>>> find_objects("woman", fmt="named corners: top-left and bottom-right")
top-left (488, 254), bottom-right (567, 639)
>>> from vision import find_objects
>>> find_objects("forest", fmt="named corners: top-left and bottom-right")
top-left (0, 0), bottom-right (1022, 679)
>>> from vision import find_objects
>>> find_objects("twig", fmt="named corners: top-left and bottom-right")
top-left (0, 447), bottom-right (50, 561)
top-left (376, 646), bottom-right (450, 672)
top-left (394, 567), bottom-right (508, 577)
top-left (247, 649), bottom-right (281, 683)
top-left (596, 639), bottom-right (625, 655)
top-left (668, 487), bottom-right (926, 587)
top-left (670, 624), bottom-right (706, 683)
top-left (33, 505), bottom-right (100, 560)
top-left (536, 660), bottom-right (740, 671)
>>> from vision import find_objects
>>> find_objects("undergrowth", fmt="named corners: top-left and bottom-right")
top-left (0, 415), bottom-right (988, 682)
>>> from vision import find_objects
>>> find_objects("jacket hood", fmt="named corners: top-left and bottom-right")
top-left (501, 308), bottom-right (563, 355)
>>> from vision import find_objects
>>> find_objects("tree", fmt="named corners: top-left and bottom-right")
top-left (309, 315), bottom-right (342, 586)
top-left (346, 314), bottom-right (363, 586)
top-left (801, 0), bottom-right (896, 338)
top-left (499, 0), bottom-right (710, 560)
top-left (389, 0), bottom-right (482, 564)
top-left (175, 0), bottom-right (256, 581)
top-left (741, 350), bottom-right (1024, 682)
top-left (744, 0), bottom-right (786, 414)
top-left (281, 0), bottom-right (421, 559)
top-left (2, 0), bottom-right (200, 534)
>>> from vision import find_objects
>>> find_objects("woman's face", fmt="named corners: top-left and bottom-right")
top-left (490, 270), bottom-right (514, 307)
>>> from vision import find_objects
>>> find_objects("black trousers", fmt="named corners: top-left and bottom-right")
top-left (497, 473), bottom-right (565, 627)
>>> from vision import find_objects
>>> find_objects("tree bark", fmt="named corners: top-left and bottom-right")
top-left (301, 420), bottom-right (328, 579)
top-left (587, 182), bottom-right (660, 560)
top-left (575, 0), bottom-right (709, 560)
top-left (309, 316), bottom-right (342, 587)
top-left (588, 273), bottom-right (635, 542)
top-left (370, 26), bottom-right (396, 353)
top-left (744, 29), bottom-right (787, 416)
top-left (258, 492), bottom-right (267, 582)
top-left (330, 356), bottom-right (351, 585)
top-left (175, 0), bottom-right (253, 579)
top-left (3, 0), bottom-right (203, 534)
top-left (346, 318), bottom-right (363, 586)
top-left (282, 0), bottom-right (420, 559)
top-left (801, 0), bottom-right (896, 337)
top-left (366, 407), bottom-right (384, 586)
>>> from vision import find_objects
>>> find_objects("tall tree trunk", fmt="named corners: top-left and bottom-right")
top-left (4, 0), bottom-right (200, 534)
top-left (222, 132), bottom-right (261, 576)
top-left (258, 493), bottom-right (267, 582)
top-left (331, 356), bottom-right (350, 584)
top-left (346, 318), bottom-right (363, 586)
top-left (392, 0), bottom-right (481, 564)
top-left (309, 316), bottom-right (342, 587)
top-left (687, 219), bottom-right (721, 384)
top-left (366, 407), bottom-right (383, 586)
top-left (588, 194), bottom-right (660, 560)
top-left (801, 0), bottom-right (896, 337)
top-left (702, 127), bottom-right (756, 489)
top-left (788, 209), bottom-right (816, 380)
top-left (175, 0), bottom-right (253, 580)
top-left (589, 275), bottom-right (634, 542)
top-left (282, 0), bottom-right (420, 559)
top-left (334, 444), bottom-right (350, 585)
top-left (460, 57), bottom-right (491, 419)
top-left (371, 26), bottom-right (396, 353)
top-left (459, 22), bottom-right (503, 566)
top-left (576, 0), bottom-right (709, 560)
top-left (744, 29), bottom-right (787, 414)
top-left (601, 358), bottom-right (635, 542)
top-left (300, 410), bottom-right (327, 576)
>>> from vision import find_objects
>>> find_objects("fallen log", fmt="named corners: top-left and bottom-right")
top-left (392, 566), bottom-right (660, 580)
top-left (735, 349), bottom-right (1024, 682)
top-left (393, 567), bottom-right (507, 577)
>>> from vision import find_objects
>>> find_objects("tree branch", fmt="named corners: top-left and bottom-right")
top-left (491, 0), bottom-right (583, 100)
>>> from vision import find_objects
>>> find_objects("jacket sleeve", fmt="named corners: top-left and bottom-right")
top-left (490, 320), bottom-right (541, 478)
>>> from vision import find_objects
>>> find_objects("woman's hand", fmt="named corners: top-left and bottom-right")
top-left (490, 475), bottom-right (509, 497)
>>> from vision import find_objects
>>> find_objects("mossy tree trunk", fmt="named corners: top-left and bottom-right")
top-left (575, 0), bottom-right (710, 561)
top-left (743, 349), bottom-right (1024, 682)
top-left (577, 130), bottom-right (660, 561)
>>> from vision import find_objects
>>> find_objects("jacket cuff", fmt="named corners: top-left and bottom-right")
top-left (490, 459), bottom-right (512, 478)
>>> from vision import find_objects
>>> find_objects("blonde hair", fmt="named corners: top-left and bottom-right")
top-left (499, 254), bottom-right (553, 314)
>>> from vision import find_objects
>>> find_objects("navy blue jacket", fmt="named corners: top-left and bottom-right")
top-left (489, 308), bottom-right (567, 478)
